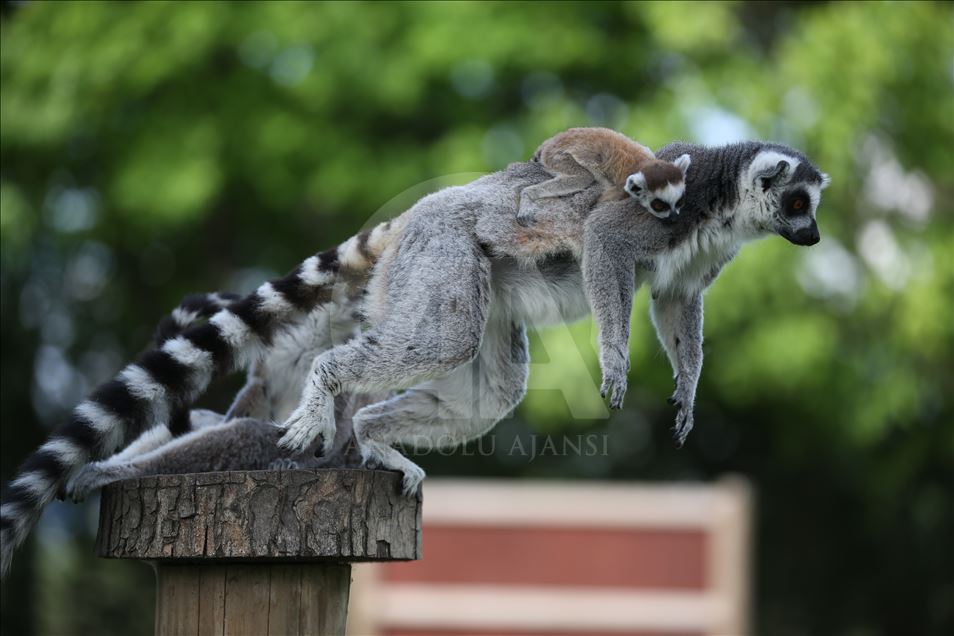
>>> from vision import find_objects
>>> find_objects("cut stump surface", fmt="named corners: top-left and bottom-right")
top-left (96, 469), bottom-right (422, 562)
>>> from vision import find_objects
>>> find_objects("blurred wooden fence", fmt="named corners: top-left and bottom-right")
top-left (349, 478), bottom-right (752, 636)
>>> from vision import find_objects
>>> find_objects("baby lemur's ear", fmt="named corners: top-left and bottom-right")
top-left (673, 153), bottom-right (692, 176)
top-left (624, 172), bottom-right (647, 197)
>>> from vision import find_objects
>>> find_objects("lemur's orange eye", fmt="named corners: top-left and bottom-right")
top-left (793, 198), bottom-right (805, 210)
top-left (650, 199), bottom-right (668, 212)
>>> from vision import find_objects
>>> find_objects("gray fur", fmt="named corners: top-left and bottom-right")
top-left (278, 140), bottom-right (828, 492)
top-left (1, 134), bottom-right (829, 575)
top-left (66, 391), bottom-right (380, 500)
top-left (68, 303), bottom-right (381, 500)
top-left (68, 418), bottom-right (294, 498)
top-left (1, 239), bottom-right (378, 575)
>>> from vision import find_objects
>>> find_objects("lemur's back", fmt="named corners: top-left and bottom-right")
top-left (533, 127), bottom-right (655, 191)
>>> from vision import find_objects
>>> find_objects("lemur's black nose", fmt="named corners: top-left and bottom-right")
top-left (794, 226), bottom-right (820, 246)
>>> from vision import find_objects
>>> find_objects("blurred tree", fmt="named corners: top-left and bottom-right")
top-left (1, 2), bottom-right (951, 635)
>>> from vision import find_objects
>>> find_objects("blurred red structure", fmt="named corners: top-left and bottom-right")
top-left (350, 479), bottom-right (752, 636)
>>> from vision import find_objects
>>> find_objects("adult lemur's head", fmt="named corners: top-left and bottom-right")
top-left (657, 141), bottom-right (830, 246)
top-left (742, 146), bottom-right (830, 246)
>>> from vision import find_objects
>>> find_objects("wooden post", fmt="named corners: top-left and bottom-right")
top-left (96, 469), bottom-right (422, 636)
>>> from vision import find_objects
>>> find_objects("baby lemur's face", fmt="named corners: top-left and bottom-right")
top-left (623, 153), bottom-right (692, 220)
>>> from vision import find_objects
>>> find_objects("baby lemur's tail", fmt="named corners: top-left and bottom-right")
top-left (0, 220), bottom-right (398, 577)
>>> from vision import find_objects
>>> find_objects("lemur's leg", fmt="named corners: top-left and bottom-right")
top-left (305, 392), bottom-right (389, 469)
top-left (582, 243), bottom-right (637, 410)
top-left (57, 406), bottom-right (222, 500)
top-left (279, 326), bottom-right (486, 455)
top-left (189, 409), bottom-right (227, 429)
top-left (66, 429), bottom-right (191, 501)
top-left (519, 147), bottom-right (618, 227)
top-left (518, 174), bottom-right (595, 226)
top-left (354, 319), bottom-right (529, 494)
top-left (88, 407), bottom-right (225, 466)
top-left (106, 426), bottom-right (175, 463)
top-left (650, 291), bottom-right (704, 446)
top-left (520, 173), bottom-right (596, 204)
top-left (67, 463), bottom-right (138, 501)
top-left (280, 242), bottom-right (492, 455)
top-left (223, 359), bottom-right (270, 422)
top-left (580, 206), bottom-right (645, 409)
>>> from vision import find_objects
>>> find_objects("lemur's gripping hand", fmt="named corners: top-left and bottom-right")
top-left (400, 464), bottom-right (426, 497)
top-left (278, 388), bottom-right (336, 456)
top-left (516, 191), bottom-right (539, 227)
top-left (599, 349), bottom-right (629, 410)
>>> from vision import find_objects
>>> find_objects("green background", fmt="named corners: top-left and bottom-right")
top-left (1, 2), bottom-right (952, 634)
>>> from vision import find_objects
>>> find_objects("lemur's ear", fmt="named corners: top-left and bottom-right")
top-left (757, 160), bottom-right (790, 192)
top-left (820, 173), bottom-right (831, 190)
top-left (673, 153), bottom-right (691, 175)
top-left (624, 172), bottom-right (647, 197)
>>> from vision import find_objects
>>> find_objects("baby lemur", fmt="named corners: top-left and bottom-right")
top-left (517, 127), bottom-right (692, 226)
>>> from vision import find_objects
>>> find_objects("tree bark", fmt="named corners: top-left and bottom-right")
top-left (96, 469), bottom-right (422, 562)
top-left (96, 469), bottom-right (421, 635)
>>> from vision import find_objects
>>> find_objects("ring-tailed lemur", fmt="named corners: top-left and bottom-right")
top-left (0, 227), bottom-right (394, 575)
top-left (102, 289), bottom-right (307, 456)
top-left (1, 138), bottom-right (829, 576)
top-left (155, 292), bottom-right (243, 345)
top-left (68, 288), bottom-right (360, 476)
top-left (67, 287), bottom-right (378, 501)
top-left (518, 127), bottom-right (692, 225)
top-left (275, 141), bottom-right (828, 494)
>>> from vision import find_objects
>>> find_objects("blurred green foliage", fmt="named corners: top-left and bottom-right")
top-left (1, 2), bottom-right (952, 635)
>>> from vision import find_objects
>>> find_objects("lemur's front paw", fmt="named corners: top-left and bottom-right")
top-left (66, 463), bottom-right (107, 503)
top-left (599, 355), bottom-right (629, 410)
top-left (400, 464), bottom-right (426, 497)
top-left (278, 392), bottom-right (336, 455)
top-left (600, 372), bottom-right (628, 410)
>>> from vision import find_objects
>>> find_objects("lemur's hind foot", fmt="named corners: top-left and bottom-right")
top-left (67, 462), bottom-right (135, 503)
top-left (267, 457), bottom-right (301, 471)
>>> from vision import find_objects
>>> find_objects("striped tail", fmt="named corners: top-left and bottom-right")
top-left (154, 292), bottom-right (242, 345)
top-left (155, 292), bottom-right (242, 435)
top-left (0, 220), bottom-right (396, 577)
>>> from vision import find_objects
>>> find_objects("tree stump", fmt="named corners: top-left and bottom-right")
top-left (96, 469), bottom-right (422, 636)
